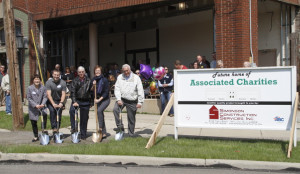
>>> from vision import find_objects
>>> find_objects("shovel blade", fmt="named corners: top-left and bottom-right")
top-left (71, 132), bottom-right (80, 143)
top-left (115, 131), bottom-right (124, 141)
top-left (92, 132), bottom-right (102, 143)
top-left (39, 133), bottom-right (49, 145)
top-left (54, 133), bottom-right (64, 144)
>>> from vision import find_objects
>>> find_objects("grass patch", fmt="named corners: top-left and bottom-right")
top-left (0, 136), bottom-right (299, 163)
top-left (0, 111), bottom-right (70, 131)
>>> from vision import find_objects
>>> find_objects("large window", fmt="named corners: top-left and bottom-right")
top-left (0, 28), bottom-right (5, 46)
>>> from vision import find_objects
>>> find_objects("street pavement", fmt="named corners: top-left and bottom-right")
top-left (0, 163), bottom-right (297, 174)
top-left (0, 105), bottom-right (300, 171)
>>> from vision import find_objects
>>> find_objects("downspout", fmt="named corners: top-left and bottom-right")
top-left (280, 3), bottom-right (283, 66)
top-left (285, 4), bottom-right (288, 66)
top-left (249, 0), bottom-right (254, 66)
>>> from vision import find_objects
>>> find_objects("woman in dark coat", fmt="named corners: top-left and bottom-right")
top-left (91, 65), bottom-right (110, 138)
top-left (27, 74), bottom-right (48, 142)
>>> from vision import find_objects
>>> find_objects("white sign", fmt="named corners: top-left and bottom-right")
top-left (174, 67), bottom-right (297, 138)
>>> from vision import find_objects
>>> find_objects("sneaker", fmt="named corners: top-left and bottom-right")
top-left (169, 114), bottom-right (174, 117)
top-left (70, 129), bottom-right (75, 134)
top-left (52, 129), bottom-right (58, 135)
top-left (81, 135), bottom-right (86, 140)
top-left (7, 113), bottom-right (12, 115)
top-left (32, 137), bottom-right (39, 142)
top-left (113, 127), bottom-right (124, 132)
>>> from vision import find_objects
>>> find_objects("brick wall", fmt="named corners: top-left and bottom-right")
top-left (13, 0), bottom-right (165, 20)
top-left (214, 0), bottom-right (258, 68)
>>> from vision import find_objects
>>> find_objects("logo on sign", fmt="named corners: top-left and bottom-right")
top-left (209, 105), bottom-right (219, 119)
top-left (274, 116), bottom-right (284, 122)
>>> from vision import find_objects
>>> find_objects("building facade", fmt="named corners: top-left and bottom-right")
top-left (1, 0), bottom-right (300, 97)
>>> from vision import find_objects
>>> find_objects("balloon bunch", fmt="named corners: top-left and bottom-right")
top-left (139, 64), bottom-right (166, 94)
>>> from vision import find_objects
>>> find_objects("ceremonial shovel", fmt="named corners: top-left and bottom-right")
top-left (54, 107), bottom-right (64, 143)
top-left (39, 108), bottom-right (49, 145)
top-left (92, 84), bottom-right (102, 143)
top-left (71, 106), bottom-right (80, 143)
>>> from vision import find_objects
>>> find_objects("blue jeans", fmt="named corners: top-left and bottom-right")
top-left (160, 91), bottom-right (174, 115)
top-left (5, 93), bottom-right (11, 114)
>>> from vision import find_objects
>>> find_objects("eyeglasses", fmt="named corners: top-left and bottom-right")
top-left (165, 69), bottom-right (168, 70)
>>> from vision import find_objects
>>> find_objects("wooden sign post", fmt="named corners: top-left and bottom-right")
top-left (145, 94), bottom-right (174, 149)
top-left (287, 92), bottom-right (299, 158)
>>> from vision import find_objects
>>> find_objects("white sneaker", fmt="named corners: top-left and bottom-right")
top-left (7, 113), bottom-right (12, 115)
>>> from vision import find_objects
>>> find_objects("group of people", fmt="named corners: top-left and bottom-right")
top-left (27, 64), bottom-right (144, 142)
top-left (175, 53), bottom-right (222, 70)
top-left (0, 65), bottom-right (11, 115)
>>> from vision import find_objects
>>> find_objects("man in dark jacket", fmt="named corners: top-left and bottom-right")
top-left (158, 66), bottom-right (174, 116)
top-left (69, 66), bottom-right (92, 140)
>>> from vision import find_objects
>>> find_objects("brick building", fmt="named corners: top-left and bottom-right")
top-left (1, 0), bottom-right (300, 97)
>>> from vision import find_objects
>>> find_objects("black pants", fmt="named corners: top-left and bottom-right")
top-left (113, 98), bottom-right (137, 136)
top-left (47, 101), bottom-right (63, 130)
top-left (31, 114), bottom-right (47, 138)
top-left (70, 103), bottom-right (90, 138)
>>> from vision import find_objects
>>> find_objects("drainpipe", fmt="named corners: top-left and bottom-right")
top-left (280, 3), bottom-right (283, 66)
top-left (249, 0), bottom-right (254, 66)
top-left (285, 4), bottom-right (288, 66)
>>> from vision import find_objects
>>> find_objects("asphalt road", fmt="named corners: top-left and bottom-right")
top-left (0, 163), bottom-right (298, 174)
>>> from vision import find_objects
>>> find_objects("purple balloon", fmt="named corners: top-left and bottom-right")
top-left (140, 64), bottom-right (153, 79)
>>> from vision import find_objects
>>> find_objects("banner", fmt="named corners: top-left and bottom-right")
top-left (174, 67), bottom-right (296, 131)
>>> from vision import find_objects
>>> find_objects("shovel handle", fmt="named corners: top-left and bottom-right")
top-left (94, 84), bottom-right (99, 132)
top-left (55, 107), bottom-right (61, 130)
top-left (39, 108), bottom-right (45, 131)
top-left (119, 105), bottom-right (123, 120)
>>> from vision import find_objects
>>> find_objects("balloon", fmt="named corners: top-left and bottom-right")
top-left (140, 64), bottom-right (153, 79)
top-left (152, 67), bottom-right (155, 71)
top-left (150, 81), bottom-right (157, 94)
top-left (153, 67), bottom-right (165, 80)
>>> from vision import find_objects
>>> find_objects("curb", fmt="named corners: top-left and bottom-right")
top-left (0, 152), bottom-right (300, 170)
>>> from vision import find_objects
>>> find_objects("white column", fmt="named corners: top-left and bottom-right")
top-left (89, 23), bottom-right (98, 76)
top-left (39, 21), bottom-right (43, 49)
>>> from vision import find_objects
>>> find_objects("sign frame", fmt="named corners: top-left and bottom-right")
top-left (174, 66), bottom-right (297, 145)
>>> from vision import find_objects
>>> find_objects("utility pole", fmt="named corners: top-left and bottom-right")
top-left (3, 0), bottom-right (24, 129)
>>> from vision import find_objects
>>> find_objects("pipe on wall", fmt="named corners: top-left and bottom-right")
top-left (249, 0), bottom-right (254, 65)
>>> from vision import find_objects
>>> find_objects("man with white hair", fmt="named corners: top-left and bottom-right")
top-left (69, 66), bottom-right (92, 140)
top-left (113, 64), bottom-right (144, 137)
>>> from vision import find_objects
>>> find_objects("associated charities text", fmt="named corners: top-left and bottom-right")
top-left (190, 78), bottom-right (277, 86)
top-left (190, 71), bottom-right (277, 86)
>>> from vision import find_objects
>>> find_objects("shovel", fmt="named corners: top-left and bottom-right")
top-left (39, 108), bottom-right (49, 145)
top-left (115, 106), bottom-right (124, 141)
top-left (54, 107), bottom-right (64, 143)
top-left (92, 84), bottom-right (102, 143)
top-left (71, 106), bottom-right (80, 143)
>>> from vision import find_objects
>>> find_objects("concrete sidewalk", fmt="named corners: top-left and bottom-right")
top-left (2, 105), bottom-right (300, 142)
top-left (0, 105), bottom-right (300, 171)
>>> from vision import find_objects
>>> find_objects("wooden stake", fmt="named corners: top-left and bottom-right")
top-left (145, 93), bottom-right (174, 149)
top-left (3, 0), bottom-right (24, 129)
top-left (287, 92), bottom-right (298, 158)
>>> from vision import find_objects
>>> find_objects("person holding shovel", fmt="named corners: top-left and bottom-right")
top-left (113, 64), bottom-right (144, 137)
top-left (27, 74), bottom-right (48, 142)
top-left (46, 69), bottom-right (66, 136)
top-left (69, 66), bottom-right (92, 140)
top-left (91, 65), bottom-right (110, 139)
